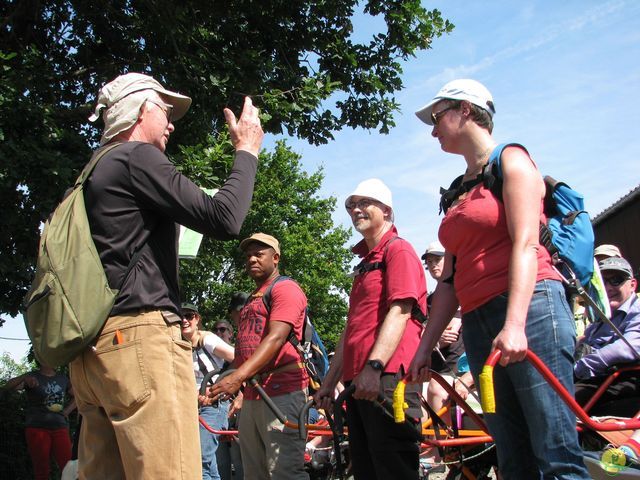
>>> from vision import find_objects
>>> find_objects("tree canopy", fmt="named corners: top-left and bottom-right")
top-left (179, 137), bottom-right (353, 349)
top-left (0, 0), bottom-right (453, 316)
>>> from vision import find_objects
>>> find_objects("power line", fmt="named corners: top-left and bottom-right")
top-left (0, 336), bottom-right (30, 341)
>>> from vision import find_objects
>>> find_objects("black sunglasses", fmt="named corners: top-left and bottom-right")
top-left (345, 198), bottom-right (382, 212)
top-left (214, 326), bottom-right (230, 333)
top-left (431, 105), bottom-right (457, 126)
top-left (183, 312), bottom-right (197, 320)
top-left (603, 275), bottom-right (630, 287)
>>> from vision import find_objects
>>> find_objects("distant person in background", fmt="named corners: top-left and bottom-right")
top-left (182, 303), bottom-right (235, 480)
top-left (227, 292), bottom-right (250, 329)
top-left (574, 257), bottom-right (640, 417)
top-left (213, 320), bottom-right (235, 346)
top-left (421, 240), bottom-right (464, 471)
top-left (422, 242), bottom-right (445, 294)
top-left (216, 293), bottom-right (248, 480)
top-left (2, 364), bottom-right (76, 480)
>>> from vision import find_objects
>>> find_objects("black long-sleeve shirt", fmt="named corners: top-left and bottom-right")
top-left (84, 141), bottom-right (257, 316)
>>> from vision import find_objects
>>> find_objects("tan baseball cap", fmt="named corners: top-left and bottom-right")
top-left (594, 244), bottom-right (622, 259)
top-left (239, 233), bottom-right (280, 255)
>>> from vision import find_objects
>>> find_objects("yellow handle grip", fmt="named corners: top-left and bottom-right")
top-left (392, 379), bottom-right (408, 423)
top-left (479, 365), bottom-right (496, 413)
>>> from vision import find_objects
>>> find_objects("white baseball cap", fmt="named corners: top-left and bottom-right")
top-left (345, 178), bottom-right (393, 210)
top-left (421, 241), bottom-right (445, 260)
top-left (415, 79), bottom-right (495, 125)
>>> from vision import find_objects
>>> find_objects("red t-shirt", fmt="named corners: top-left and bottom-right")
top-left (236, 277), bottom-right (309, 399)
top-left (342, 227), bottom-right (428, 382)
top-left (439, 182), bottom-right (560, 314)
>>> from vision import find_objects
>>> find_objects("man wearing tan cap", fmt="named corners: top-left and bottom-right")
top-left (69, 72), bottom-right (263, 479)
top-left (210, 233), bottom-right (310, 479)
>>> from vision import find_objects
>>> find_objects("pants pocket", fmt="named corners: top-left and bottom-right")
top-left (94, 340), bottom-right (151, 414)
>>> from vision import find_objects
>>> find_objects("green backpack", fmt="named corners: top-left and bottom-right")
top-left (23, 142), bottom-right (141, 367)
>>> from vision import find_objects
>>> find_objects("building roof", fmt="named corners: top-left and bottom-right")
top-left (592, 184), bottom-right (640, 226)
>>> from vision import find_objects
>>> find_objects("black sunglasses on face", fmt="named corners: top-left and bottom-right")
top-left (183, 312), bottom-right (196, 320)
top-left (214, 327), bottom-right (229, 333)
top-left (345, 199), bottom-right (380, 212)
top-left (431, 105), bottom-right (457, 126)
top-left (603, 275), bottom-right (630, 287)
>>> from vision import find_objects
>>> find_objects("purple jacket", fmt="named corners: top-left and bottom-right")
top-left (575, 293), bottom-right (640, 379)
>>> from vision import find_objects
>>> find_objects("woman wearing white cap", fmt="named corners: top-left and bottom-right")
top-left (409, 79), bottom-right (589, 479)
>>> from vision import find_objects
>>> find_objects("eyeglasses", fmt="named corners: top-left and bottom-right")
top-left (214, 326), bottom-right (230, 334)
top-left (431, 105), bottom-right (457, 126)
top-left (346, 199), bottom-right (379, 212)
top-left (603, 275), bottom-right (630, 287)
top-left (183, 312), bottom-right (197, 320)
top-left (147, 99), bottom-right (174, 123)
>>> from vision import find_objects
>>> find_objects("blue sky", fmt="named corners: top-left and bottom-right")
top-left (272, 0), bottom-right (640, 252)
top-left (2, 0), bottom-right (639, 363)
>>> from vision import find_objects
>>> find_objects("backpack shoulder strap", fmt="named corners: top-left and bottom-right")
top-left (260, 275), bottom-right (309, 356)
top-left (351, 236), bottom-right (400, 277)
top-left (261, 275), bottom-right (292, 313)
top-left (482, 142), bottom-right (529, 202)
top-left (352, 236), bottom-right (429, 324)
top-left (76, 142), bottom-right (123, 188)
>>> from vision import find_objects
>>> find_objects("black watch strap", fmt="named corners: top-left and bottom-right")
top-left (367, 359), bottom-right (384, 372)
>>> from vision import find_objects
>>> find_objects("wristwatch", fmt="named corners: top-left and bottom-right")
top-left (367, 359), bottom-right (384, 372)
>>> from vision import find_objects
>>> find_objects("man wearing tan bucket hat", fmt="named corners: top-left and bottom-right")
top-left (69, 72), bottom-right (263, 479)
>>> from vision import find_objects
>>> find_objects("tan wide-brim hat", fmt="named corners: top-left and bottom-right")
top-left (89, 72), bottom-right (192, 122)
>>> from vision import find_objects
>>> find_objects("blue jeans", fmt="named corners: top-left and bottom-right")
top-left (462, 280), bottom-right (589, 480)
top-left (199, 401), bottom-right (229, 480)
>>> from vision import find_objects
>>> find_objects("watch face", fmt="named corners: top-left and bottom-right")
top-left (368, 360), bottom-right (383, 371)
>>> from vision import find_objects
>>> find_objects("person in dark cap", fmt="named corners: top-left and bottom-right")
top-left (215, 293), bottom-right (248, 480)
top-left (181, 302), bottom-right (234, 480)
top-left (227, 291), bottom-right (250, 329)
top-left (209, 233), bottom-right (310, 479)
top-left (574, 256), bottom-right (640, 416)
top-left (69, 72), bottom-right (263, 479)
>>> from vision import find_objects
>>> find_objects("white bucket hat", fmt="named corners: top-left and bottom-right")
top-left (415, 79), bottom-right (495, 125)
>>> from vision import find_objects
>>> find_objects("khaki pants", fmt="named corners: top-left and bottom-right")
top-left (70, 310), bottom-right (201, 480)
top-left (239, 390), bottom-right (309, 480)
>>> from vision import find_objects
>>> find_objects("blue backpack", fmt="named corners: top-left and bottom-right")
top-left (483, 143), bottom-right (595, 286)
top-left (262, 275), bottom-right (330, 391)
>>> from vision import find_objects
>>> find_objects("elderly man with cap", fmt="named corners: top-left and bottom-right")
top-left (314, 179), bottom-right (427, 480)
top-left (574, 256), bottom-right (640, 416)
top-left (69, 72), bottom-right (263, 479)
top-left (209, 233), bottom-right (310, 480)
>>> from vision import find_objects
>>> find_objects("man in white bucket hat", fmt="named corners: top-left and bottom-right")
top-left (315, 178), bottom-right (427, 479)
top-left (70, 72), bottom-right (263, 479)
